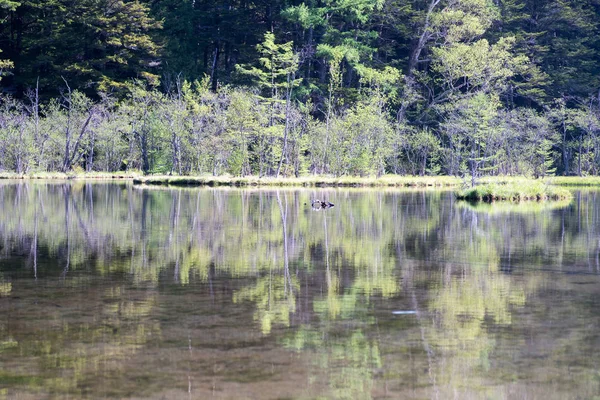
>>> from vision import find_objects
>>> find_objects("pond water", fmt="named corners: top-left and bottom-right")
top-left (0, 181), bottom-right (599, 399)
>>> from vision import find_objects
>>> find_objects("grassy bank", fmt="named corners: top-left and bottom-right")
top-left (546, 176), bottom-right (600, 186)
top-left (132, 174), bottom-right (600, 189)
top-left (0, 171), bottom-right (142, 180)
top-left (132, 175), bottom-right (461, 187)
top-left (2, 172), bottom-right (600, 189)
top-left (475, 176), bottom-right (600, 187)
top-left (456, 180), bottom-right (572, 202)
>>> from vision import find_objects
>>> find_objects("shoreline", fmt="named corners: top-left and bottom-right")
top-left (456, 180), bottom-right (573, 202)
top-left (0, 172), bottom-right (141, 180)
top-left (131, 175), bottom-right (461, 187)
top-left (1, 173), bottom-right (600, 188)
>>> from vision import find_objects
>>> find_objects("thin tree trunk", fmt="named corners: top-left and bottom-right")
top-left (562, 110), bottom-right (569, 174)
top-left (210, 40), bottom-right (220, 92)
top-left (578, 135), bottom-right (582, 176)
top-left (277, 71), bottom-right (295, 177)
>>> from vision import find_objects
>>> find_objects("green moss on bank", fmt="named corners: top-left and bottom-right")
top-left (132, 175), bottom-right (461, 188)
top-left (0, 171), bottom-right (142, 180)
top-left (2, 172), bottom-right (600, 189)
top-left (456, 180), bottom-right (572, 202)
top-left (546, 176), bottom-right (600, 186)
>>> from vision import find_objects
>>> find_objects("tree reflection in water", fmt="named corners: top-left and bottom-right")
top-left (0, 181), bottom-right (599, 398)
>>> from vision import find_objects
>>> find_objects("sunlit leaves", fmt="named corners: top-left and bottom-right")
top-left (432, 37), bottom-right (526, 95)
top-left (237, 32), bottom-right (300, 98)
top-left (432, 0), bottom-right (499, 43)
top-left (282, 3), bottom-right (327, 29)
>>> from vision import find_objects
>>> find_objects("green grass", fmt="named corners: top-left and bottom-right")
top-left (546, 176), bottom-right (600, 186)
top-left (132, 174), bottom-right (461, 188)
top-left (460, 176), bottom-right (600, 187)
top-left (456, 180), bottom-right (572, 202)
top-left (2, 172), bottom-right (600, 189)
top-left (0, 171), bottom-right (142, 180)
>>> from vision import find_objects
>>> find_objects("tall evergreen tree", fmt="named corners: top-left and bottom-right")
top-left (0, 0), bottom-right (161, 95)
top-left (0, 0), bottom-right (19, 80)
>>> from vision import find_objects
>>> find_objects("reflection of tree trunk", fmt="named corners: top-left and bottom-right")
top-left (174, 256), bottom-right (180, 283)
top-left (208, 263), bottom-right (214, 303)
top-left (32, 189), bottom-right (38, 279)
top-left (62, 185), bottom-right (71, 278)
top-left (276, 191), bottom-right (293, 295)
top-left (577, 191), bottom-right (581, 233)
top-left (128, 186), bottom-right (136, 273)
top-left (188, 334), bottom-right (193, 399)
top-left (409, 287), bottom-right (439, 399)
top-left (324, 209), bottom-right (331, 287)
top-left (193, 191), bottom-right (201, 244)
top-left (72, 191), bottom-right (93, 247)
top-left (172, 190), bottom-right (181, 282)
top-left (86, 182), bottom-right (94, 223)
top-left (168, 190), bottom-right (178, 245)
top-left (140, 190), bottom-right (149, 268)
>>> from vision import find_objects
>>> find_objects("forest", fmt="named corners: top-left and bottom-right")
top-left (0, 0), bottom-right (599, 178)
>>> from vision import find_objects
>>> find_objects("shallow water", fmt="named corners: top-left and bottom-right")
top-left (0, 181), bottom-right (599, 399)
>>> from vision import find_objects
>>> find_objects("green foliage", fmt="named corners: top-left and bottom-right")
top-left (1, 0), bottom-right (161, 95)
top-left (0, 0), bottom-right (19, 10)
top-left (237, 32), bottom-right (300, 99)
top-left (281, 3), bottom-right (326, 29)
top-left (456, 180), bottom-right (572, 201)
top-left (0, 0), bottom-right (599, 177)
top-left (431, 0), bottom-right (499, 43)
top-left (432, 37), bottom-right (527, 95)
top-left (441, 92), bottom-right (500, 181)
top-left (0, 0), bottom-right (18, 80)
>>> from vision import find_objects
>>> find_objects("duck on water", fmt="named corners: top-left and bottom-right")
top-left (311, 199), bottom-right (335, 209)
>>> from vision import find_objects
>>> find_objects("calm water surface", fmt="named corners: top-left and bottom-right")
top-left (0, 181), bottom-right (599, 399)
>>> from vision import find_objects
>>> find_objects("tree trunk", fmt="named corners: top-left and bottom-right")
top-left (210, 41), bottom-right (220, 92)
top-left (408, 0), bottom-right (441, 76)
top-left (562, 112), bottom-right (569, 175)
top-left (277, 72), bottom-right (294, 178)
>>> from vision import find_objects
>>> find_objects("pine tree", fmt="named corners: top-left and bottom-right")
top-left (1, 0), bottom-right (161, 95)
top-left (236, 32), bottom-right (300, 176)
top-left (0, 0), bottom-right (19, 80)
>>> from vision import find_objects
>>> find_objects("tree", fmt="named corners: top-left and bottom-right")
top-left (57, 81), bottom-right (96, 172)
top-left (0, 94), bottom-right (31, 173)
top-left (225, 88), bottom-right (263, 176)
top-left (122, 81), bottom-right (165, 174)
top-left (572, 99), bottom-right (600, 175)
top-left (441, 92), bottom-right (500, 185)
top-left (1, 0), bottom-right (161, 95)
top-left (237, 31), bottom-right (301, 176)
top-left (0, 0), bottom-right (19, 80)
top-left (504, 109), bottom-right (557, 178)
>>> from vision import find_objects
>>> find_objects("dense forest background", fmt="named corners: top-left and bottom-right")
top-left (0, 0), bottom-right (599, 177)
